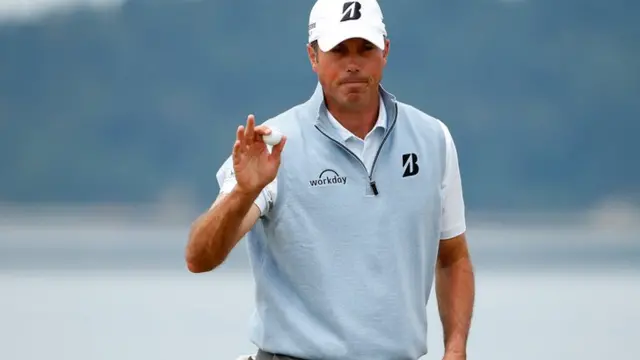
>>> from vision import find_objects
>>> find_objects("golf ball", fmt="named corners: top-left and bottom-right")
top-left (262, 128), bottom-right (283, 146)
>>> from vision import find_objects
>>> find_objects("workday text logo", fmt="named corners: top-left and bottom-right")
top-left (309, 169), bottom-right (348, 187)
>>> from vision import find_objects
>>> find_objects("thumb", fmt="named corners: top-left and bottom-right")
top-left (268, 135), bottom-right (287, 161)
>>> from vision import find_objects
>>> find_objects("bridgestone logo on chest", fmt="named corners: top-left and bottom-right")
top-left (309, 169), bottom-right (348, 187)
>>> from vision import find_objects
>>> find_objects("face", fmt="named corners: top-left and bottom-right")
top-left (307, 37), bottom-right (390, 111)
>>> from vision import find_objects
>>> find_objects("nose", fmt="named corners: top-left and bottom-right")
top-left (342, 49), bottom-right (364, 73)
top-left (346, 62), bottom-right (360, 73)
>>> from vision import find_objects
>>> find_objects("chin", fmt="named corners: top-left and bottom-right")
top-left (340, 94), bottom-right (369, 109)
top-left (341, 84), bottom-right (369, 96)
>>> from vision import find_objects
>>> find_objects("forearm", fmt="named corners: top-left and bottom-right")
top-left (186, 188), bottom-right (259, 272)
top-left (435, 255), bottom-right (475, 354)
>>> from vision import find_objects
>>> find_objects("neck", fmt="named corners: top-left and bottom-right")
top-left (325, 93), bottom-right (380, 140)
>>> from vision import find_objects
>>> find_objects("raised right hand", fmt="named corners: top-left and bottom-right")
top-left (232, 114), bottom-right (286, 195)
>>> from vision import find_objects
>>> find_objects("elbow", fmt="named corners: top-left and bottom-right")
top-left (185, 221), bottom-right (233, 273)
top-left (185, 249), bottom-right (220, 273)
top-left (185, 248), bottom-right (220, 274)
top-left (185, 236), bottom-right (218, 274)
top-left (184, 243), bottom-right (222, 274)
top-left (186, 260), bottom-right (215, 273)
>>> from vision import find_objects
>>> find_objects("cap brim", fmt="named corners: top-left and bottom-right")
top-left (317, 24), bottom-right (385, 52)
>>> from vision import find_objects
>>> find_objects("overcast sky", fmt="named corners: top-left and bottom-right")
top-left (0, 0), bottom-right (125, 24)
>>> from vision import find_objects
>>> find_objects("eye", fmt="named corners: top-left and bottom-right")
top-left (360, 41), bottom-right (376, 51)
top-left (330, 45), bottom-right (345, 53)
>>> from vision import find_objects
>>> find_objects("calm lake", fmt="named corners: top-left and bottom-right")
top-left (1, 221), bottom-right (638, 360)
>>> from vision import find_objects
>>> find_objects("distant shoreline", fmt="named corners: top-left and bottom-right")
top-left (1, 202), bottom-right (639, 229)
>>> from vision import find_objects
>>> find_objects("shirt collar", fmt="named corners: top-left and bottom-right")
top-left (307, 82), bottom-right (398, 142)
top-left (308, 81), bottom-right (396, 140)
top-left (325, 94), bottom-right (387, 141)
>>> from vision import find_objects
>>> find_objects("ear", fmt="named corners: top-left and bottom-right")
top-left (306, 44), bottom-right (319, 73)
top-left (382, 38), bottom-right (390, 65)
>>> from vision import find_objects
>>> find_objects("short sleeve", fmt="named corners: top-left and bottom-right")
top-left (438, 121), bottom-right (467, 240)
top-left (214, 155), bottom-right (278, 217)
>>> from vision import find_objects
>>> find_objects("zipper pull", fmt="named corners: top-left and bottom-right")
top-left (369, 180), bottom-right (379, 196)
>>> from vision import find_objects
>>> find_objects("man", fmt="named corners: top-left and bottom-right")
top-left (185, 0), bottom-right (475, 359)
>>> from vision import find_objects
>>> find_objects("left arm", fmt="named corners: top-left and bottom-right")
top-left (435, 121), bottom-right (475, 359)
top-left (436, 233), bottom-right (475, 358)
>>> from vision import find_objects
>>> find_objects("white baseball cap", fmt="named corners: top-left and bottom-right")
top-left (308, 0), bottom-right (387, 52)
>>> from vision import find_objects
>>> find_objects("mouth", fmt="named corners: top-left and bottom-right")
top-left (340, 77), bottom-right (370, 85)
top-left (340, 80), bottom-right (369, 87)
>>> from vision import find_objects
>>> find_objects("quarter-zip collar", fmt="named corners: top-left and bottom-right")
top-left (307, 81), bottom-right (399, 196)
top-left (308, 82), bottom-right (399, 140)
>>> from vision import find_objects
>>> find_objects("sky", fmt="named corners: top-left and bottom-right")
top-left (0, 1), bottom-right (523, 25)
top-left (0, 0), bottom-right (125, 24)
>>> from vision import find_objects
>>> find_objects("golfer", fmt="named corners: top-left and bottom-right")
top-left (186, 0), bottom-right (475, 359)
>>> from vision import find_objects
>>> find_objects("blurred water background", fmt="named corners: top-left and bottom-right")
top-left (1, 0), bottom-right (639, 359)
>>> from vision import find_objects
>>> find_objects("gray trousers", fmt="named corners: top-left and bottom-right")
top-left (254, 349), bottom-right (306, 360)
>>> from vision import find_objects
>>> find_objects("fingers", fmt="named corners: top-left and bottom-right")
top-left (268, 135), bottom-right (287, 161)
top-left (253, 125), bottom-right (271, 136)
top-left (244, 114), bottom-right (255, 146)
top-left (236, 125), bottom-right (245, 145)
top-left (232, 138), bottom-right (242, 166)
top-left (233, 124), bottom-right (246, 165)
top-left (243, 114), bottom-right (273, 144)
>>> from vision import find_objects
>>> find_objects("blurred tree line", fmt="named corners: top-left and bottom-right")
top-left (0, 0), bottom-right (638, 211)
